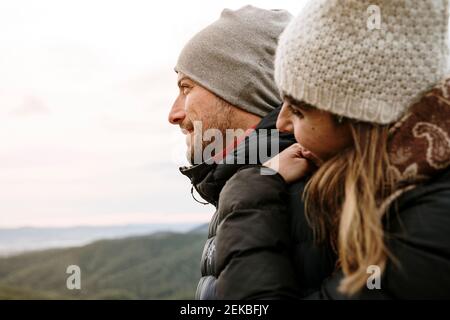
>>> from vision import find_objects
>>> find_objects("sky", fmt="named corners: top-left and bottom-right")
top-left (0, 0), bottom-right (308, 228)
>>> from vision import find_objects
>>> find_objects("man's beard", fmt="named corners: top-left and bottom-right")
top-left (186, 121), bottom-right (232, 165)
top-left (184, 105), bottom-right (233, 165)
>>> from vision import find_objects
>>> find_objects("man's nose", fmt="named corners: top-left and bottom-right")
top-left (276, 103), bottom-right (294, 133)
top-left (168, 99), bottom-right (186, 125)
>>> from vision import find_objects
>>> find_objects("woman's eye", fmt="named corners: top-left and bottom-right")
top-left (288, 104), bottom-right (303, 118)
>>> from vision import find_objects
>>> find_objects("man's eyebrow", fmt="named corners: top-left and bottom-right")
top-left (177, 76), bottom-right (190, 88)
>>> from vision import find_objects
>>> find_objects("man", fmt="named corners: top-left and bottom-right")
top-left (169, 6), bottom-right (290, 165)
top-left (168, 6), bottom-right (335, 299)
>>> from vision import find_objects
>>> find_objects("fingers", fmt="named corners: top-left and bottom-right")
top-left (287, 143), bottom-right (304, 157)
top-left (296, 157), bottom-right (310, 170)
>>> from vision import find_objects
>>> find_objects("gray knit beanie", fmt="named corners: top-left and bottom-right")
top-left (275, 0), bottom-right (449, 124)
top-left (175, 5), bottom-right (293, 117)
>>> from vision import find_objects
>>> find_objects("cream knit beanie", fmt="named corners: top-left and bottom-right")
top-left (275, 0), bottom-right (449, 124)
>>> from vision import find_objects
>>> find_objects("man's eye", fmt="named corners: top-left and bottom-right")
top-left (181, 85), bottom-right (190, 95)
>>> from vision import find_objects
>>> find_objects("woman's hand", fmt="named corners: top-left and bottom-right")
top-left (263, 143), bottom-right (314, 184)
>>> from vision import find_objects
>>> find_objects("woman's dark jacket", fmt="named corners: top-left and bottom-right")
top-left (218, 165), bottom-right (450, 299)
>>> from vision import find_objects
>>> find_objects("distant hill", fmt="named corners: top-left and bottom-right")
top-left (0, 226), bottom-right (208, 299)
top-left (188, 223), bottom-right (209, 234)
top-left (0, 223), bottom-right (201, 256)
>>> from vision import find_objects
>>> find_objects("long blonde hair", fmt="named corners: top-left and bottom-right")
top-left (304, 120), bottom-right (396, 295)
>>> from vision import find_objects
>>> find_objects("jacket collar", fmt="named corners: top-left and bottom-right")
top-left (179, 105), bottom-right (295, 206)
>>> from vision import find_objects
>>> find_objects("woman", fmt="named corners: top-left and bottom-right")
top-left (214, 0), bottom-right (450, 299)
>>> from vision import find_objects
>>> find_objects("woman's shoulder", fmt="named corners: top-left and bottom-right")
top-left (376, 169), bottom-right (450, 299)
top-left (392, 167), bottom-right (450, 221)
top-left (314, 168), bottom-right (450, 299)
top-left (385, 166), bottom-right (450, 262)
top-left (387, 167), bottom-right (450, 239)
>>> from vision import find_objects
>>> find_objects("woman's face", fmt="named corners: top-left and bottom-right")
top-left (276, 96), bottom-right (353, 166)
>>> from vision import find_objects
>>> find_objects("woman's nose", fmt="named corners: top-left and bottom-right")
top-left (276, 103), bottom-right (294, 133)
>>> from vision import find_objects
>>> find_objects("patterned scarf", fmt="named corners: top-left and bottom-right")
top-left (383, 77), bottom-right (450, 210)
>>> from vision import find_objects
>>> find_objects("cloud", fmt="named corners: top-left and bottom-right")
top-left (10, 95), bottom-right (50, 117)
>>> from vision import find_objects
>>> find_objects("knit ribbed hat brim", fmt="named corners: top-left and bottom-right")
top-left (275, 0), bottom-right (449, 124)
